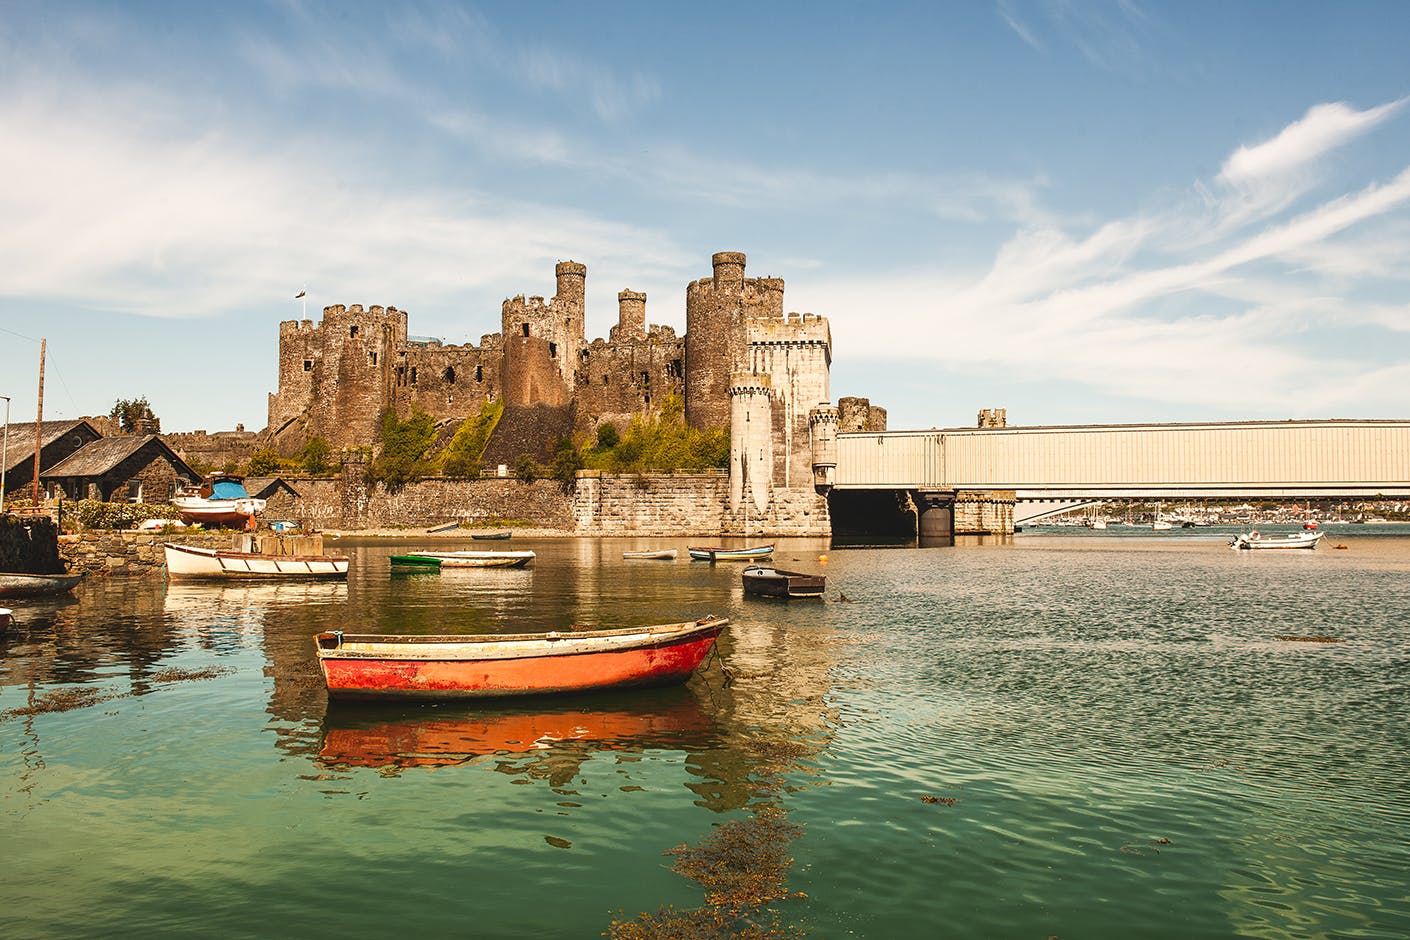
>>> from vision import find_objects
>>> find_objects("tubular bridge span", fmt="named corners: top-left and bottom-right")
top-left (834, 419), bottom-right (1410, 510)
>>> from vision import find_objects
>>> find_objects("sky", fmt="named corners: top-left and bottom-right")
top-left (1, 0), bottom-right (1408, 435)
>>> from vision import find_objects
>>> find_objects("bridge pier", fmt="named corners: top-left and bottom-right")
top-left (916, 490), bottom-right (955, 546)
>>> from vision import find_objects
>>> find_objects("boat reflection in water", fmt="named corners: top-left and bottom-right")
top-left (317, 686), bottom-right (720, 771)
top-left (162, 579), bottom-right (350, 616)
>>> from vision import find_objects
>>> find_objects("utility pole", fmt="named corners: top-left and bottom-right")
top-left (1, 394), bottom-right (10, 513)
top-left (32, 338), bottom-right (45, 507)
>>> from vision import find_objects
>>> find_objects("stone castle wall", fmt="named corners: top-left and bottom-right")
top-left (284, 476), bottom-right (574, 531)
top-left (572, 470), bottom-right (829, 537)
top-left (164, 428), bottom-right (260, 470)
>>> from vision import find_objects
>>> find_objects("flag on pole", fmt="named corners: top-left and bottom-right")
top-left (295, 290), bottom-right (306, 299)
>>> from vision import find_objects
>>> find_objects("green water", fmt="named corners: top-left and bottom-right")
top-left (3, 528), bottom-right (1408, 938)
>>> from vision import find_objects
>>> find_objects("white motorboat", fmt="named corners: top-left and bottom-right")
top-left (164, 543), bottom-right (349, 579)
top-left (1229, 531), bottom-right (1323, 551)
top-left (172, 474), bottom-right (266, 527)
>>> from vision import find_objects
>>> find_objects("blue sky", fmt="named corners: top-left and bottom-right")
top-left (1, 0), bottom-right (1408, 434)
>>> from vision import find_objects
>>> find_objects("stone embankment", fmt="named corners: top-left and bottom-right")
top-left (60, 530), bottom-right (231, 578)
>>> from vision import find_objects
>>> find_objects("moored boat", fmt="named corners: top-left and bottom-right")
top-left (0, 570), bottom-right (84, 598)
top-left (687, 544), bottom-right (774, 562)
top-left (623, 549), bottom-right (677, 560)
top-left (314, 615), bottom-right (730, 700)
top-left (164, 543), bottom-right (350, 579)
top-left (741, 564), bottom-right (826, 599)
top-left (470, 530), bottom-right (513, 541)
top-left (1229, 530), bottom-right (1323, 551)
top-left (171, 474), bottom-right (266, 527)
top-left (399, 550), bottom-right (534, 569)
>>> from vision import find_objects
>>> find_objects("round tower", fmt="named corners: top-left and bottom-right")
top-left (808, 404), bottom-right (839, 493)
top-left (728, 372), bottom-right (773, 519)
top-left (617, 289), bottom-right (646, 340)
top-left (712, 251), bottom-right (746, 288)
top-left (685, 252), bottom-right (750, 430)
top-left (554, 261), bottom-right (586, 313)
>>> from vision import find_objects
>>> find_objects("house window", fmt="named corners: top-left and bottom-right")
top-left (126, 480), bottom-right (143, 503)
top-left (304, 360), bottom-right (313, 371)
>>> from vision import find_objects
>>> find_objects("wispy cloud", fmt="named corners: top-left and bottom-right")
top-left (996, 0), bottom-right (1161, 74)
top-left (808, 98), bottom-right (1410, 421)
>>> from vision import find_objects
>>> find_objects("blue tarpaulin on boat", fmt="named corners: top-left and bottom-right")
top-left (211, 480), bottom-right (250, 499)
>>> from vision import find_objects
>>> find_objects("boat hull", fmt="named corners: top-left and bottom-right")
top-left (171, 497), bottom-right (266, 526)
top-left (403, 550), bottom-right (534, 569)
top-left (687, 544), bottom-right (774, 561)
top-left (164, 543), bottom-right (349, 579)
top-left (741, 565), bottom-right (826, 599)
top-left (1229, 532), bottom-right (1322, 551)
top-left (470, 531), bottom-right (513, 541)
top-left (316, 617), bottom-right (727, 700)
top-left (0, 571), bottom-right (83, 598)
top-left (623, 549), bottom-right (678, 560)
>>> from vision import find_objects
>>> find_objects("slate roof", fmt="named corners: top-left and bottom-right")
top-left (1, 419), bottom-right (100, 474)
top-left (244, 476), bottom-right (301, 499)
top-left (42, 434), bottom-right (197, 480)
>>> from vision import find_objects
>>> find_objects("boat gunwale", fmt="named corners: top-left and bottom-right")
top-left (317, 616), bottom-right (728, 659)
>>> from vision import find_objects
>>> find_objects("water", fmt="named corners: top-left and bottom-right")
top-left (3, 528), bottom-right (1409, 939)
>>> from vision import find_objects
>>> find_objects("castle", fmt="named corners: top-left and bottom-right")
top-left (265, 251), bottom-right (882, 518)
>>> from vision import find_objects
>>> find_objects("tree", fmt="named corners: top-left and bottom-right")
top-left (109, 397), bottom-right (160, 433)
top-left (300, 436), bottom-right (333, 475)
top-left (246, 449), bottom-right (283, 475)
top-left (372, 407), bottom-right (436, 492)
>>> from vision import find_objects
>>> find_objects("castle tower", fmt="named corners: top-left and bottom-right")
top-left (728, 372), bottom-right (773, 518)
top-left (501, 261), bottom-right (588, 407)
top-left (616, 289), bottom-right (646, 341)
top-left (555, 261), bottom-right (586, 315)
top-left (808, 404), bottom-right (839, 493)
top-left (685, 251), bottom-right (771, 430)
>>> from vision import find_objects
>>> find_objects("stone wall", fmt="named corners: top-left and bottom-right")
top-left (164, 428), bottom-right (260, 471)
top-left (954, 490), bottom-right (1016, 535)
top-left (60, 529), bottom-right (230, 578)
top-left (1, 513), bottom-right (62, 574)
top-left (572, 470), bottom-right (830, 537)
top-left (285, 476), bottom-right (574, 531)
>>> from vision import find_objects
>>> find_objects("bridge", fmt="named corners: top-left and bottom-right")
top-left (827, 419), bottom-right (1410, 535)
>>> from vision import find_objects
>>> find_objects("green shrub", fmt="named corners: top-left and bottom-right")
top-left (64, 499), bottom-right (181, 531)
top-left (439, 399), bottom-right (503, 479)
top-left (300, 436), bottom-right (333, 474)
top-left (583, 393), bottom-right (728, 473)
top-left (372, 407), bottom-right (436, 492)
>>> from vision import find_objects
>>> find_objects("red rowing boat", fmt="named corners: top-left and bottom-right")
top-left (314, 616), bottom-right (729, 700)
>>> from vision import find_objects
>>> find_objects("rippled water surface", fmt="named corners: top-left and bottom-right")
top-left (3, 528), bottom-right (1408, 938)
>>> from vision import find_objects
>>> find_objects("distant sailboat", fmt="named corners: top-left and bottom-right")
top-left (1152, 502), bottom-right (1172, 531)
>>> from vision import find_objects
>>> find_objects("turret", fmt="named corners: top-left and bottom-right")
top-left (712, 251), bottom-right (746, 288)
top-left (808, 404), bottom-right (839, 493)
top-left (617, 289), bottom-right (646, 341)
top-left (555, 261), bottom-right (586, 313)
top-left (728, 372), bottom-right (773, 518)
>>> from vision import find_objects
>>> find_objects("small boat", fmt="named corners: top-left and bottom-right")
top-left (164, 543), bottom-right (350, 579)
top-left (687, 544), bottom-right (774, 562)
top-left (470, 530), bottom-right (513, 541)
top-left (0, 607), bottom-right (11, 632)
top-left (397, 550), bottom-right (535, 569)
top-left (623, 549), bottom-right (677, 560)
top-left (1089, 517), bottom-right (1107, 530)
top-left (172, 474), bottom-right (267, 527)
top-left (1228, 531), bottom-right (1323, 551)
top-left (0, 570), bottom-right (84, 598)
top-left (1303, 521), bottom-right (1319, 530)
top-left (741, 564), bottom-right (826, 599)
top-left (426, 521), bottom-right (460, 533)
top-left (314, 615), bottom-right (729, 700)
